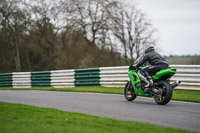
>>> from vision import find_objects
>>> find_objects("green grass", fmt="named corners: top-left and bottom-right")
top-left (172, 89), bottom-right (200, 103)
top-left (0, 101), bottom-right (195, 133)
top-left (0, 86), bottom-right (122, 94)
top-left (1, 86), bottom-right (200, 103)
top-left (166, 57), bottom-right (192, 64)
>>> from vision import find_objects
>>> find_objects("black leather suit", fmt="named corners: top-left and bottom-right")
top-left (136, 49), bottom-right (169, 77)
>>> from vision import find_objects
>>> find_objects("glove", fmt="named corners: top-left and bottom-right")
top-left (131, 64), bottom-right (137, 70)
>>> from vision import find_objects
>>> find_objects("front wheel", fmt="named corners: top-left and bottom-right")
top-left (124, 81), bottom-right (137, 101)
top-left (154, 81), bottom-right (172, 105)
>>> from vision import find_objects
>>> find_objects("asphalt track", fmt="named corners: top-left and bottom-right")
top-left (0, 90), bottom-right (200, 132)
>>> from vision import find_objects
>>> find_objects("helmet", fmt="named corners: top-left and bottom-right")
top-left (145, 46), bottom-right (154, 54)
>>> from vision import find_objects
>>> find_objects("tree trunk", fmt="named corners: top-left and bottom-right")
top-left (14, 42), bottom-right (21, 72)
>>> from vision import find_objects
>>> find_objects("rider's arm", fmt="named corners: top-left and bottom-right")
top-left (136, 54), bottom-right (149, 68)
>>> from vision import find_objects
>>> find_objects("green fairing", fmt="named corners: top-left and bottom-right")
top-left (128, 65), bottom-right (176, 97)
top-left (128, 66), bottom-right (149, 97)
top-left (152, 69), bottom-right (176, 79)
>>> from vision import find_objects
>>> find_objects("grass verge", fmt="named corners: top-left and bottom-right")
top-left (0, 86), bottom-right (200, 103)
top-left (0, 101), bottom-right (195, 133)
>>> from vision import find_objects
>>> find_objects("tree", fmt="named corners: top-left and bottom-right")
top-left (62, 0), bottom-right (109, 47)
top-left (191, 56), bottom-right (200, 64)
top-left (27, 0), bottom-right (60, 71)
top-left (0, 0), bottom-right (30, 72)
top-left (0, 0), bottom-right (158, 73)
top-left (107, 2), bottom-right (157, 64)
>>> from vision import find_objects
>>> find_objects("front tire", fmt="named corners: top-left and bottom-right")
top-left (124, 81), bottom-right (137, 101)
top-left (154, 81), bottom-right (172, 105)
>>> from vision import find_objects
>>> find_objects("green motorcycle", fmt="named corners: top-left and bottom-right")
top-left (124, 60), bottom-right (181, 105)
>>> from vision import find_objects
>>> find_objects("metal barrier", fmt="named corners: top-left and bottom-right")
top-left (0, 73), bottom-right (13, 87)
top-left (170, 65), bottom-right (200, 90)
top-left (99, 65), bottom-right (200, 90)
top-left (74, 68), bottom-right (100, 86)
top-left (50, 69), bottom-right (75, 88)
top-left (99, 66), bottom-right (128, 87)
top-left (13, 72), bottom-right (31, 88)
top-left (0, 65), bottom-right (199, 90)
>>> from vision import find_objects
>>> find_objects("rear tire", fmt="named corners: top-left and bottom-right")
top-left (124, 81), bottom-right (137, 101)
top-left (154, 81), bottom-right (172, 105)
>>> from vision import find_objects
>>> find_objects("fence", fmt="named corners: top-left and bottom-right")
top-left (0, 65), bottom-right (200, 90)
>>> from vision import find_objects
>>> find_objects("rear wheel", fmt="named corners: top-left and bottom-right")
top-left (124, 81), bottom-right (137, 101)
top-left (154, 81), bottom-right (172, 105)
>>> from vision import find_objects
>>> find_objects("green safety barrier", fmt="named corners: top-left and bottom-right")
top-left (0, 73), bottom-right (13, 87)
top-left (31, 71), bottom-right (51, 87)
top-left (74, 68), bottom-right (100, 86)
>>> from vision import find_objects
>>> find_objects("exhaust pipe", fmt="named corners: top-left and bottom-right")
top-left (171, 80), bottom-right (181, 88)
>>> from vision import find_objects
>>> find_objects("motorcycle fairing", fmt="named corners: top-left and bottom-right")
top-left (128, 65), bottom-right (176, 97)
top-left (152, 68), bottom-right (176, 80)
top-left (128, 69), bottom-right (149, 97)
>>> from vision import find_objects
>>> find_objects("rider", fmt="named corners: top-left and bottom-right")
top-left (133, 46), bottom-right (169, 92)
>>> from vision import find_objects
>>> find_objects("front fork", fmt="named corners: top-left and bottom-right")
top-left (127, 81), bottom-right (133, 94)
